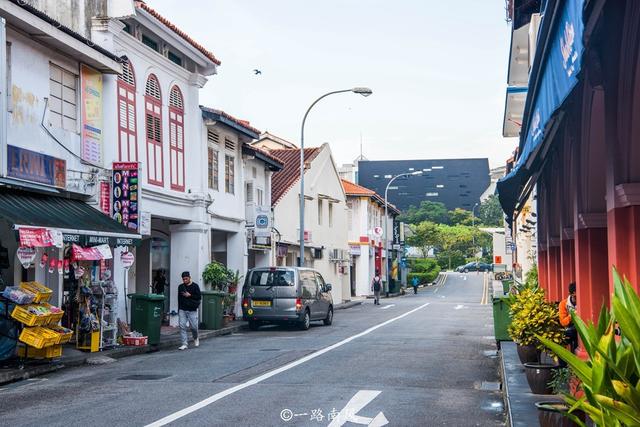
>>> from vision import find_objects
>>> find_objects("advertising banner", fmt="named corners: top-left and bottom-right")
top-left (99, 181), bottom-right (111, 214)
top-left (71, 243), bottom-right (112, 261)
top-left (80, 64), bottom-right (104, 164)
top-left (112, 162), bottom-right (139, 232)
top-left (7, 145), bottom-right (66, 188)
top-left (18, 227), bottom-right (63, 248)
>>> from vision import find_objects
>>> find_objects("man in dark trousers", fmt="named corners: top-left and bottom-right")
top-left (178, 271), bottom-right (201, 350)
top-left (371, 270), bottom-right (382, 305)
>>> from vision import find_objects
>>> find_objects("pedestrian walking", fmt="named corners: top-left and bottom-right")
top-left (178, 271), bottom-right (201, 350)
top-left (371, 271), bottom-right (382, 305)
top-left (412, 276), bottom-right (419, 294)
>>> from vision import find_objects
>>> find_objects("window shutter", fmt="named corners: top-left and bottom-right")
top-left (225, 138), bottom-right (235, 151)
top-left (207, 130), bottom-right (219, 144)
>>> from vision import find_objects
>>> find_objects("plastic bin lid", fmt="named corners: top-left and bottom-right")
top-left (201, 290), bottom-right (227, 296)
top-left (127, 293), bottom-right (165, 300)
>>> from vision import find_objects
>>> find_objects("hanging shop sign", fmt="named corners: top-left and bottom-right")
top-left (120, 251), bottom-right (134, 268)
top-left (7, 145), bottom-right (66, 188)
top-left (71, 244), bottom-right (112, 261)
top-left (61, 233), bottom-right (137, 247)
top-left (80, 64), bottom-right (104, 165)
top-left (139, 211), bottom-right (151, 236)
top-left (254, 206), bottom-right (271, 238)
top-left (393, 220), bottom-right (401, 245)
top-left (349, 245), bottom-right (361, 256)
top-left (16, 246), bottom-right (37, 268)
top-left (18, 227), bottom-right (63, 248)
top-left (112, 162), bottom-right (139, 232)
top-left (373, 226), bottom-right (383, 238)
top-left (99, 181), bottom-right (111, 214)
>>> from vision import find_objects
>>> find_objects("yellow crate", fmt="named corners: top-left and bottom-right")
top-left (41, 303), bottom-right (64, 325)
top-left (47, 325), bottom-right (73, 344)
top-left (18, 345), bottom-right (63, 359)
top-left (19, 282), bottom-right (52, 303)
top-left (11, 305), bottom-right (49, 326)
top-left (19, 327), bottom-right (58, 349)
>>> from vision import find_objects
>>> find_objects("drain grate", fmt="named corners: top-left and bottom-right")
top-left (477, 381), bottom-right (501, 391)
top-left (118, 374), bottom-right (171, 381)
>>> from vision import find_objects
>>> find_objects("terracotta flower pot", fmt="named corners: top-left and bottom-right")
top-left (524, 363), bottom-right (556, 394)
top-left (517, 344), bottom-right (541, 364)
top-left (535, 401), bottom-right (586, 427)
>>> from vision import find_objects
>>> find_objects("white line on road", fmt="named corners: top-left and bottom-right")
top-left (454, 304), bottom-right (465, 310)
top-left (434, 287), bottom-right (439, 294)
top-left (380, 304), bottom-right (395, 310)
top-left (145, 302), bottom-right (432, 427)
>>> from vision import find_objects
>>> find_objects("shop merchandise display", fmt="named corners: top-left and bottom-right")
top-left (2, 287), bottom-right (35, 305)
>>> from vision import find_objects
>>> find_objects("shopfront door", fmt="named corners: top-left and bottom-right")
top-left (151, 237), bottom-right (170, 323)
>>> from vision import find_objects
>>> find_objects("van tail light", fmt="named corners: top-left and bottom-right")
top-left (295, 298), bottom-right (302, 311)
top-left (242, 298), bottom-right (249, 308)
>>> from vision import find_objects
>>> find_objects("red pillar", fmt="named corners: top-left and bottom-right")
top-left (607, 204), bottom-right (640, 294)
top-left (547, 245), bottom-right (561, 302)
top-left (538, 249), bottom-right (549, 292)
top-left (574, 226), bottom-right (609, 323)
top-left (559, 235), bottom-right (576, 300)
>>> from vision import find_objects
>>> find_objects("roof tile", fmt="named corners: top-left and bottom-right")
top-left (269, 148), bottom-right (322, 205)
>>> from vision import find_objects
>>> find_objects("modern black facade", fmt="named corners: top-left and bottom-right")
top-left (358, 159), bottom-right (490, 212)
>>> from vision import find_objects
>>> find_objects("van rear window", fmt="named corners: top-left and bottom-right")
top-left (249, 270), bottom-right (294, 286)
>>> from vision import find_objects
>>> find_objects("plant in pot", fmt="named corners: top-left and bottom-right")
top-left (202, 262), bottom-right (232, 291)
top-left (536, 368), bottom-right (587, 427)
top-left (539, 268), bottom-right (640, 426)
top-left (222, 292), bottom-right (237, 323)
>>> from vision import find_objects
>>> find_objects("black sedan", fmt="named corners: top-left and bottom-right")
top-left (456, 262), bottom-right (493, 273)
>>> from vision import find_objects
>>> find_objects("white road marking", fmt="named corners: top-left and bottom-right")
top-left (145, 302), bottom-right (431, 427)
top-left (434, 287), bottom-right (439, 294)
top-left (328, 390), bottom-right (388, 426)
top-left (380, 304), bottom-right (395, 310)
top-left (454, 304), bottom-right (465, 310)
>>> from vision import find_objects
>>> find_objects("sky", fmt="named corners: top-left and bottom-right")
top-left (150, 0), bottom-right (518, 169)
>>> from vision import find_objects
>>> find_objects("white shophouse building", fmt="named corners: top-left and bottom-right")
top-left (254, 136), bottom-right (351, 303)
top-left (342, 180), bottom-right (400, 297)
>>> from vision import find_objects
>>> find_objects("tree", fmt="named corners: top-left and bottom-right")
top-left (399, 201), bottom-right (449, 224)
top-left (448, 208), bottom-right (474, 226)
top-left (406, 221), bottom-right (440, 258)
top-left (478, 195), bottom-right (503, 226)
top-left (435, 224), bottom-right (475, 270)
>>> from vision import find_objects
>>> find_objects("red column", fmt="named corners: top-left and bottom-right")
top-left (574, 226), bottom-right (609, 323)
top-left (547, 245), bottom-right (561, 302)
top-left (607, 205), bottom-right (640, 294)
top-left (538, 249), bottom-right (549, 292)
top-left (559, 235), bottom-right (576, 300)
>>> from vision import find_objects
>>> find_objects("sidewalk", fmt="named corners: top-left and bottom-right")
top-left (0, 321), bottom-right (246, 386)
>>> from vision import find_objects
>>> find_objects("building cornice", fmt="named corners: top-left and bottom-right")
top-left (142, 187), bottom-right (202, 207)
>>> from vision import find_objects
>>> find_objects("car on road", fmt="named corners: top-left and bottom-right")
top-left (241, 267), bottom-right (334, 331)
top-left (456, 262), bottom-right (493, 273)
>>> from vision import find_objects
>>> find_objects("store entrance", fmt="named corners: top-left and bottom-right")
top-left (151, 237), bottom-right (170, 324)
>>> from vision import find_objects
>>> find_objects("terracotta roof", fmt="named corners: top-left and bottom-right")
top-left (241, 144), bottom-right (283, 172)
top-left (135, 1), bottom-right (221, 66)
top-left (201, 106), bottom-right (261, 138)
top-left (269, 148), bottom-right (323, 205)
top-left (341, 179), bottom-right (401, 215)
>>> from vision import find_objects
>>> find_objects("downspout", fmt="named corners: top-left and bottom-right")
top-left (0, 18), bottom-right (7, 177)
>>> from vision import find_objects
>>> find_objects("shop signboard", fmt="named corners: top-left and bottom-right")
top-left (80, 64), bottom-right (104, 165)
top-left (16, 246), bottom-right (37, 268)
top-left (112, 162), bottom-right (139, 232)
top-left (71, 243), bottom-right (112, 261)
top-left (18, 227), bottom-right (63, 248)
top-left (393, 220), bottom-right (400, 245)
top-left (349, 245), bottom-right (361, 256)
top-left (62, 233), bottom-right (137, 247)
top-left (121, 251), bottom-right (134, 268)
top-left (254, 205), bottom-right (271, 238)
top-left (99, 181), bottom-right (111, 214)
top-left (7, 145), bottom-right (66, 188)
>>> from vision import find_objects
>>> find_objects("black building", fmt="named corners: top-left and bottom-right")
top-left (358, 159), bottom-right (490, 212)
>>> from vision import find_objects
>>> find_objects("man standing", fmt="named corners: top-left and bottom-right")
top-left (412, 275), bottom-right (419, 294)
top-left (178, 271), bottom-right (201, 350)
top-left (371, 271), bottom-right (382, 305)
top-left (559, 282), bottom-right (578, 352)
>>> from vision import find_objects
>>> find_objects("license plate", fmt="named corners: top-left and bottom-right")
top-left (252, 300), bottom-right (271, 307)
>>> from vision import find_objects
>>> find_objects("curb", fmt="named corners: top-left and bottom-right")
top-left (499, 348), bottom-right (513, 427)
top-left (0, 323), bottom-right (246, 386)
top-left (335, 301), bottom-right (363, 310)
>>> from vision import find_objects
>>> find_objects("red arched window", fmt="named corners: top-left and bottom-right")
top-left (117, 60), bottom-right (137, 162)
top-left (145, 74), bottom-right (163, 186)
top-left (168, 86), bottom-right (185, 191)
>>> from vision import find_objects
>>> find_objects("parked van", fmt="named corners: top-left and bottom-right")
top-left (241, 267), bottom-right (334, 331)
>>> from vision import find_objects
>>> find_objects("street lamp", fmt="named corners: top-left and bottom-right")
top-left (472, 202), bottom-right (479, 260)
top-left (384, 171), bottom-right (423, 294)
top-left (298, 87), bottom-right (373, 266)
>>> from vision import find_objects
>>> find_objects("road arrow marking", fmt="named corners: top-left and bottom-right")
top-left (328, 390), bottom-right (388, 427)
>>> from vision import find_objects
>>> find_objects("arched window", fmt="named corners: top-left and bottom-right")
top-left (145, 74), bottom-right (163, 186)
top-left (117, 60), bottom-right (137, 162)
top-left (168, 86), bottom-right (185, 191)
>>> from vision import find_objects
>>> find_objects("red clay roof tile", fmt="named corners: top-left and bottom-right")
top-left (269, 148), bottom-right (322, 205)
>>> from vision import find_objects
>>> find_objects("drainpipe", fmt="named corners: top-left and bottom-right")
top-left (0, 18), bottom-right (7, 177)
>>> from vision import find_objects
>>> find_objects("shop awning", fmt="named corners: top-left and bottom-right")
top-left (0, 189), bottom-right (141, 246)
top-left (497, 0), bottom-right (585, 222)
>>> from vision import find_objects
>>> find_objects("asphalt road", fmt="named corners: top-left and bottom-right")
top-left (0, 272), bottom-right (504, 426)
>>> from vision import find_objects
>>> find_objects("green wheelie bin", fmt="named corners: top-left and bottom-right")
top-left (492, 296), bottom-right (513, 342)
top-left (128, 293), bottom-right (165, 345)
top-left (201, 291), bottom-right (226, 330)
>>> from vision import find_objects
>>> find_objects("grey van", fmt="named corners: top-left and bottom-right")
top-left (241, 267), bottom-right (334, 331)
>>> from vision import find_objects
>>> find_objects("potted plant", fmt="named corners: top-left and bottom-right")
top-left (202, 261), bottom-right (232, 291)
top-left (535, 368), bottom-right (587, 426)
top-left (508, 286), bottom-right (565, 365)
top-left (223, 292), bottom-right (236, 324)
top-left (539, 268), bottom-right (640, 426)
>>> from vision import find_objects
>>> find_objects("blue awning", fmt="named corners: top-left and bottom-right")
top-left (497, 0), bottom-right (585, 221)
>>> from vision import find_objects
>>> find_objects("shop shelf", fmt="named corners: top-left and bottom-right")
top-left (18, 344), bottom-right (63, 359)
top-left (19, 282), bottom-right (52, 303)
top-left (19, 327), bottom-right (58, 349)
top-left (47, 325), bottom-right (73, 344)
top-left (11, 305), bottom-right (49, 326)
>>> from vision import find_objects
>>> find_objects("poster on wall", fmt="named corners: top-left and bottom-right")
top-left (112, 162), bottom-right (139, 232)
top-left (80, 64), bottom-right (103, 165)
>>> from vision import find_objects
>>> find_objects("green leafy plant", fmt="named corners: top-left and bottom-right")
top-left (202, 262), bottom-right (232, 291)
top-left (549, 367), bottom-right (572, 395)
top-left (525, 264), bottom-right (538, 288)
top-left (508, 286), bottom-right (565, 351)
top-left (408, 258), bottom-right (441, 284)
top-left (539, 268), bottom-right (640, 426)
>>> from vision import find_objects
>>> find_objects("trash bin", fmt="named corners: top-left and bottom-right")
top-left (492, 296), bottom-right (513, 342)
top-left (128, 293), bottom-right (165, 345)
top-left (201, 291), bottom-right (226, 330)
top-left (501, 279), bottom-right (513, 294)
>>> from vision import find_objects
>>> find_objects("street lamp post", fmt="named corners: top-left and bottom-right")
top-left (472, 202), bottom-right (479, 259)
top-left (384, 171), bottom-right (423, 294)
top-left (298, 87), bottom-right (372, 266)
